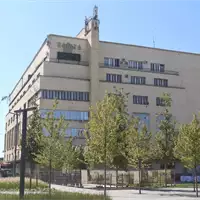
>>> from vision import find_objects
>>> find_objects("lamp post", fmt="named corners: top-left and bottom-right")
top-left (14, 107), bottom-right (36, 199)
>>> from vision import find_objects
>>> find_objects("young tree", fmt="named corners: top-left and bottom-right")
top-left (84, 89), bottom-right (129, 192)
top-left (63, 144), bottom-right (86, 187)
top-left (34, 100), bottom-right (68, 195)
top-left (126, 121), bottom-right (152, 194)
top-left (174, 114), bottom-right (200, 197)
top-left (26, 106), bottom-right (43, 189)
top-left (153, 92), bottom-right (177, 187)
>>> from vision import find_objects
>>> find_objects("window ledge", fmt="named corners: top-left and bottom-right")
top-left (99, 64), bottom-right (179, 76)
top-left (100, 80), bottom-right (185, 89)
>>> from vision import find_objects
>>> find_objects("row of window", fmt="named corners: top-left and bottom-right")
top-left (41, 90), bottom-right (89, 101)
top-left (131, 76), bottom-right (146, 85)
top-left (104, 57), bottom-right (165, 72)
top-left (106, 73), bottom-right (168, 87)
top-left (40, 110), bottom-right (89, 121)
top-left (43, 127), bottom-right (85, 137)
top-left (106, 73), bottom-right (122, 83)
top-left (133, 96), bottom-right (165, 106)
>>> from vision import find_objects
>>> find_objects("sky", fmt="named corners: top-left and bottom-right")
top-left (0, 0), bottom-right (200, 157)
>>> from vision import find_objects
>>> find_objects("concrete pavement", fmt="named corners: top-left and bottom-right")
top-left (51, 184), bottom-right (200, 200)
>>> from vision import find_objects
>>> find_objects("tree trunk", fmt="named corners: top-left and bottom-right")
top-left (49, 159), bottom-right (52, 196)
top-left (79, 168), bottom-right (83, 188)
top-left (36, 165), bottom-right (38, 187)
top-left (29, 161), bottom-right (34, 190)
top-left (194, 167), bottom-right (198, 197)
top-left (173, 162), bottom-right (176, 186)
top-left (138, 160), bottom-right (141, 194)
top-left (164, 163), bottom-right (167, 187)
top-left (116, 167), bottom-right (118, 188)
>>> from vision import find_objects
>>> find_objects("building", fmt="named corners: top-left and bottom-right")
top-left (3, 6), bottom-right (200, 172)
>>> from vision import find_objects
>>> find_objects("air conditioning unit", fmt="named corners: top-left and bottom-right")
top-left (143, 60), bottom-right (148, 64)
top-left (125, 74), bottom-right (128, 78)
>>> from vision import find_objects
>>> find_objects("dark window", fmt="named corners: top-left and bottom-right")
top-left (106, 73), bottom-right (122, 83)
top-left (156, 97), bottom-right (165, 106)
top-left (61, 91), bottom-right (66, 100)
top-left (128, 61), bottom-right (143, 69)
top-left (49, 90), bottom-right (53, 99)
top-left (57, 52), bottom-right (81, 62)
top-left (133, 95), bottom-right (148, 105)
top-left (131, 76), bottom-right (146, 85)
top-left (106, 74), bottom-right (111, 81)
top-left (154, 78), bottom-right (168, 87)
top-left (115, 59), bottom-right (120, 67)
top-left (151, 63), bottom-right (165, 72)
top-left (41, 90), bottom-right (89, 101)
top-left (104, 57), bottom-right (120, 67)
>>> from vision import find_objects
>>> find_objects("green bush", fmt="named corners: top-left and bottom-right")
top-left (0, 191), bottom-right (111, 200)
top-left (0, 177), bottom-right (48, 190)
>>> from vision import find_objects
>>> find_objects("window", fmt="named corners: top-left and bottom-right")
top-left (40, 110), bottom-right (89, 121)
top-left (128, 61), bottom-right (143, 69)
top-left (131, 76), bottom-right (146, 85)
top-left (65, 128), bottom-right (85, 137)
top-left (104, 57), bottom-right (120, 67)
top-left (156, 97), bottom-right (165, 106)
top-left (106, 73), bottom-right (122, 83)
top-left (151, 63), bottom-right (165, 72)
top-left (133, 95), bottom-right (148, 105)
top-left (41, 90), bottom-right (89, 101)
top-left (154, 78), bottom-right (168, 87)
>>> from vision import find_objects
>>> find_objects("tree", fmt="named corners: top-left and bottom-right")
top-left (126, 120), bottom-right (152, 194)
top-left (84, 89), bottom-right (129, 192)
top-left (26, 105), bottom-right (43, 189)
top-left (34, 100), bottom-right (68, 195)
top-left (174, 114), bottom-right (200, 197)
top-left (153, 93), bottom-right (177, 187)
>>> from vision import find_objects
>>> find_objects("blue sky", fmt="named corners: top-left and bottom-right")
top-left (0, 0), bottom-right (199, 157)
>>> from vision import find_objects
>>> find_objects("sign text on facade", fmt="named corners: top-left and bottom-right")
top-left (57, 42), bottom-right (81, 52)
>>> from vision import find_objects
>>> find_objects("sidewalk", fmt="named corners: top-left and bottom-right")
top-left (51, 184), bottom-right (199, 200)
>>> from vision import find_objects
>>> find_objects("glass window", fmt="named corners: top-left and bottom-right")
top-left (106, 74), bottom-right (111, 81)
top-left (115, 59), bottom-right (120, 67)
top-left (49, 90), bottom-right (53, 99)
top-left (104, 57), bottom-right (109, 66)
top-left (61, 91), bottom-right (66, 100)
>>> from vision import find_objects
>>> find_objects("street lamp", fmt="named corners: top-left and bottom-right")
top-left (14, 107), bottom-right (36, 199)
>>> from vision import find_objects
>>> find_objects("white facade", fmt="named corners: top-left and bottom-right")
top-left (4, 7), bottom-right (200, 172)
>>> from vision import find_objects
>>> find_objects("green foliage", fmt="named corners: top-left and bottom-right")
top-left (174, 114), bottom-right (200, 169)
top-left (84, 88), bottom-right (129, 170)
top-left (0, 177), bottom-right (47, 191)
top-left (0, 191), bottom-right (110, 200)
top-left (26, 106), bottom-right (43, 164)
top-left (153, 93), bottom-right (177, 164)
top-left (34, 100), bottom-right (68, 170)
top-left (62, 140), bottom-right (85, 172)
top-left (126, 122), bottom-right (152, 168)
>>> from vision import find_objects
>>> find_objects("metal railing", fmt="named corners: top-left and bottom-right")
top-left (99, 63), bottom-right (179, 76)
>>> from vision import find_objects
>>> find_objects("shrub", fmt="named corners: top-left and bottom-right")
top-left (0, 191), bottom-right (111, 200)
top-left (0, 177), bottom-right (48, 190)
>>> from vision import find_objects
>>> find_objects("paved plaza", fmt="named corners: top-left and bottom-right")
top-left (52, 184), bottom-right (200, 200)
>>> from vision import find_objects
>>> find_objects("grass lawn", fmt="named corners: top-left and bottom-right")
top-left (0, 177), bottom-right (48, 190)
top-left (0, 191), bottom-right (111, 200)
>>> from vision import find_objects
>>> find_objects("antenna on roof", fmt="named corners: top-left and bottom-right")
top-left (153, 36), bottom-right (155, 48)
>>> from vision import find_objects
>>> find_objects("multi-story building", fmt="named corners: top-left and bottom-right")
top-left (3, 6), bottom-right (200, 172)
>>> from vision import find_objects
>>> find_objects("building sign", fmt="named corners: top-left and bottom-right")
top-left (57, 42), bottom-right (81, 53)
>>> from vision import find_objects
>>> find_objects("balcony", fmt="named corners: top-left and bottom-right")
top-left (49, 58), bottom-right (89, 66)
top-left (99, 63), bottom-right (179, 76)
